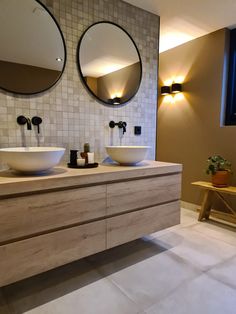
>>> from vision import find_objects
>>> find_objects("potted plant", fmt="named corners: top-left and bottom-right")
top-left (206, 155), bottom-right (232, 187)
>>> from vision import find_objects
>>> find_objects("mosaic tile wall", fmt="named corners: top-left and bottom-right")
top-left (0, 0), bottom-right (159, 165)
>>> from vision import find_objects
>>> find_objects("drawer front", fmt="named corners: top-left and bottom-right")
top-left (0, 220), bottom-right (106, 287)
top-left (0, 185), bottom-right (106, 243)
top-left (107, 174), bottom-right (181, 215)
top-left (107, 201), bottom-right (180, 249)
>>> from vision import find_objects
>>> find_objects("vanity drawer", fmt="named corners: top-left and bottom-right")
top-left (107, 174), bottom-right (181, 215)
top-left (107, 201), bottom-right (180, 248)
top-left (0, 220), bottom-right (106, 287)
top-left (0, 185), bottom-right (106, 243)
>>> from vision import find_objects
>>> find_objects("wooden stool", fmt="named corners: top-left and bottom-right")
top-left (192, 181), bottom-right (236, 224)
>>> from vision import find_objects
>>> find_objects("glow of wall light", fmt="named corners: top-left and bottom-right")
top-left (164, 79), bottom-right (173, 86)
top-left (163, 76), bottom-right (185, 86)
top-left (174, 76), bottom-right (185, 84)
top-left (162, 95), bottom-right (174, 104)
top-left (173, 93), bottom-right (184, 101)
top-left (160, 32), bottom-right (194, 53)
top-left (110, 91), bottom-right (123, 99)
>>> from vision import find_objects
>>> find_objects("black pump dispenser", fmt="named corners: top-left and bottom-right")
top-left (70, 150), bottom-right (78, 166)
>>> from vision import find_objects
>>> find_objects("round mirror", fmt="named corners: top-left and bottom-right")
top-left (77, 22), bottom-right (142, 106)
top-left (0, 0), bottom-right (66, 95)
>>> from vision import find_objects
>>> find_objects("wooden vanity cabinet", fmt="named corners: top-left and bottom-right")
top-left (0, 161), bottom-right (182, 286)
top-left (0, 185), bottom-right (106, 243)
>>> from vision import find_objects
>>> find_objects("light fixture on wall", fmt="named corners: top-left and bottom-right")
top-left (108, 97), bottom-right (121, 105)
top-left (171, 83), bottom-right (182, 93)
top-left (161, 86), bottom-right (171, 95)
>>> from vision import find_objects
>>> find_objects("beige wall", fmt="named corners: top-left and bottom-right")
top-left (0, 60), bottom-right (60, 94)
top-left (157, 28), bottom-right (236, 205)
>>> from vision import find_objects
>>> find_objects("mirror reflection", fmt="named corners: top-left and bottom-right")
top-left (0, 0), bottom-right (66, 95)
top-left (78, 22), bottom-right (142, 105)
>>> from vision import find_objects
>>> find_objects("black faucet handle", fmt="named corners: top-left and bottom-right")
top-left (32, 116), bottom-right (42, 134)
top-left (109, 121), bottom-right (116, 128)
top-left (109, 120), bottom-right (127, 134)
top-left (17, 115), bottom-right (32, 130)
top-left (17, 115), bottom-right (27, 126)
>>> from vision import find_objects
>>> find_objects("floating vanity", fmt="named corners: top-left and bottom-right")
top-left (0, 161), bottom-right (182, 287)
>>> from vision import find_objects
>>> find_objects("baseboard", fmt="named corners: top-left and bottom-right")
top-left (181, 201), bottom-right (199, 212)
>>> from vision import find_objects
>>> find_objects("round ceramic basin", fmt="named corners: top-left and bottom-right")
top-left (0, 147), bottom-right (65, 173)
top-left (105, 146), bottom-right (149, 165)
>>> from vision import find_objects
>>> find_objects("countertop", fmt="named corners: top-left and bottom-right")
top-left (0, 160), bottom-right (182, 197)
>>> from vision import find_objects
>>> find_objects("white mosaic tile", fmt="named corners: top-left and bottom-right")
top-left (0, 0), bottom-right (159, 164)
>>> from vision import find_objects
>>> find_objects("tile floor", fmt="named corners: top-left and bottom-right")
top-left (1, 208), bottom-right (236, 314)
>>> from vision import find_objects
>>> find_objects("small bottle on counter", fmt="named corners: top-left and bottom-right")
top-left (80, 143), bottom-right (90, 164)
top-left (80, 143), bottom-right (95, 165)
top-left (77, 158), bottom-right (86, 167)
top-left (87, 152), bottom-right (94, 164)
top-left (84, 143), bottom-right (90, 153)
top-left (70, 150), bottom-right (78, 166)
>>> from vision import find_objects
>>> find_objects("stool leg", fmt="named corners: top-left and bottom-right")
top-left (198, 190), bottom-right (214, 221)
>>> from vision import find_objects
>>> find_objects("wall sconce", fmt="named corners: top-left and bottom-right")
top-left (171, 83), bottom-right (182, 94)
top-left (108, 97), bottom-right (121, 105)
top-left (161, 86), bottom-right (171, 95)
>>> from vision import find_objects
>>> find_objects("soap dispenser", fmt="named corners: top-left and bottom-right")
top-left (69, 150), bottom-right (78, 166)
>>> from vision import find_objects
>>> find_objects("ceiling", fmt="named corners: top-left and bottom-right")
top-left (124, 0), bottom-right (236, 52)
top-left (80, 23), bottom-right (139, 78)
top-left (0, 0), bottom-right (65, 70)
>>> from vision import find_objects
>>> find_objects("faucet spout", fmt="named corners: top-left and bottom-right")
top-left (109, 120), bottom-right (127, 135)
top-left (26, 118), bottom-right (32, 130)
top-left (118, 121), bottom-right (127, 134)
top-left (122, 122), bottom-right (127, 134)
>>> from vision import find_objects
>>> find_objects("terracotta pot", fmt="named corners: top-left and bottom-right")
top-left (212, 170), bottom-right (230, 187)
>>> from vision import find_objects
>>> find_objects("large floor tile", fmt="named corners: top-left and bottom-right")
top-left (190, 220), bottom-right (236, 246)
top-left (207, 255), bottom-right (236, 289)
top-left (145, 274), bottom-right (236, 314)
top-left (152, 226), bottom-right (236, 271)
top-left (87, 239), bottom-right (201, 310)
top-left (180, 208), bottom-right (199, 226)
top-left (23, 278), bottom-right (139, 314)
top-left (3, 259), bottom-right (139, 314)
top-left (2, 208), bottom-right (236, 314)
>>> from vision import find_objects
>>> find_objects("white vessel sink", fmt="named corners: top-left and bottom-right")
top-left (0, 147), bottom-right (65, 173)
top-left (106, 146), bottom-right (149, 165)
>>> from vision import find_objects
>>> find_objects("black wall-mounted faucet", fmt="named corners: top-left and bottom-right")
top-left (109, 120), bottom-right (127, 134)
top-left (17, 115), bottom-right (32, 130)
top-left (17, 115), bottom-right (43, 133)
top-left (32, 116), bottom-right (42, 134)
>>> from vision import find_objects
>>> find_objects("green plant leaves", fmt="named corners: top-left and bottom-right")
top-left (206, 155), bottom-right (232, 175)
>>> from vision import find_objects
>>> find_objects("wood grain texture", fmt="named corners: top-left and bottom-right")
top-left (107, 201), bottom-right (180, 248)
top-left (0, 161), bottom-right (182, 197)
top-left (210, 210), bottom-right (236, 224)
top-left (0, 185), bottom-right (106, 244)
top-left (193, 181), bottom-right (236, 224)
top-left (0, 162), bottom-right (182, 287)
top-left (0, 220), bottom-right (106, 287)
top-left (192, 181), bottom-right (236, 195)
top-left (198, 190), bottom-right (214, 221)
top-left (107, 174), bottom-right (181, 215)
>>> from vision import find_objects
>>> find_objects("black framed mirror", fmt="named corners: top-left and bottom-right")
top-left (0, 0), bottom-right (66, 95)
top-left (77, 21), bottom-right (142, 106)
